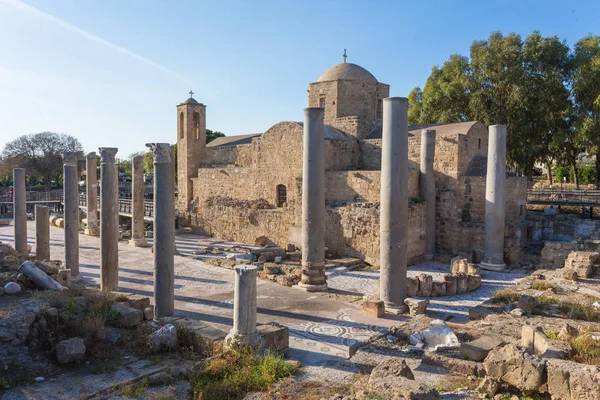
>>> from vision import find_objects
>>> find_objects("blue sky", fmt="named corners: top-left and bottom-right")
top-left (1, 0), bottom-right (598, 158)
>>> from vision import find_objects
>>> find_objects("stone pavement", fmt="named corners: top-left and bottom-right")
top-left (0, 221), bottom-right (523, 382)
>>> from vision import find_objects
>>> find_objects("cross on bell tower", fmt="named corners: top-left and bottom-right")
top-left (343, 49), bottom-right (347, 63)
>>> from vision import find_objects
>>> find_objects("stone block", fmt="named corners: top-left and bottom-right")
top-left (456, 273), bottom-right (468, 294)
top-left (404, 298), bottom-right (429, 315)
top-left (444, 274), bottom-right (457, 296)
top-left (484, 344), bottom-right (546, 392)
top-left (124, 294), bottom-right (151, 310)
top-left (459, 335), bottom-right (503, 361)
top-left (467, 263), bottom-right (480, 275)
top-left (417, 274), bottom-right (433, 297)
top-left (431, 281), bottom-right (446, 297)
top-left (547, 359), bottom-right (600, 400)
top-left (257, 322), bottom-right (289, 352)
top-left (143, 306), bottom-right (154, 321)
top-left (521, 325), bottom-right (542, 352)
top-left (467, 274), bottom-right (481, 292)
top-left (532, 330), bottom-right (571, 359)
top-left (110, 303), bottom-right (142, 328)
top-left (407, 276), bottom-right (419, 297)
top-left (56, 337), bottom-right (86, 364)
top-left (562, 268), bottom-right (578, 281)
top-left (517, 295), bottom-right (537, 313)
top-left (469, 306), bottom-right (493, 320)
top-left (362, 296), bottom-right (384, 318)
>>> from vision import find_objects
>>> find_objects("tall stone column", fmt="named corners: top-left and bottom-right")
top-left (379, 97), bottom-right (409, 314)
top-left (225, 265), bottom-right (259, 347)
top-left (13, 168), bottom-right (27, 255)
top-left (35, 205), bottom-right (50, 261)
top-left (147, 143), bottom-right (174, 319)
top-left (298, 107), bottom-right (327, 292)
top-left (420, 129), bottom-right (436, 260)
top-left (85, 152), bottom-right (99, 236)
top-left (99, 147), bottom-right (119, 291)
top-left (481, 125), bottom-right (507, 271)
top-left (129, 155), bottom-right (147, 246)
top-left (63, 152), bottom-right (81, 281)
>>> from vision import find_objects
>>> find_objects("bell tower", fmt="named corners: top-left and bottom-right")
top-left (176, 91), bottom-right (206, 213)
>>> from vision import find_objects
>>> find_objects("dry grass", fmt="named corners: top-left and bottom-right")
top-left (531, 280), bottom-right (553, 291)
top-left (490, 289), bottom-right (519, 304)
top-left (569, 330), bottom-right (600, 364)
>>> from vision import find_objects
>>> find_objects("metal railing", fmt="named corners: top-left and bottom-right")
top-left (527, 189), bottom-right (600, 207)
top-left (77, 193), bottom-right (154, 218)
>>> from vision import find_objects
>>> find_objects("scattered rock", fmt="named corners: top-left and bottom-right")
top-left (110, 303), bottom-right (142, 328)
top-left (517, 295), bottom-right (537, 313)
top-left (476, 377), bottom-right (499, 397)
top-left (264, 264), bottom-right (281, 274)
top-left (46, 307), bottom-right (59, 317)
top-left (404, 298), bottom-right (429, 316)
top-left (558, 323), bottom-right (579, 341)
top-left (562, 268), bottom-right (578, 281)
top-left (547, 359), bottom-right (600, 400)
top-left (460, 335), bottom-right (503, 361)
top-left (274, 256), bottom-right (282, 263)
top-left (151, 323), bottom-right (178, 351)
top-left (411, 319), bottom-right (460, 351)
top-left (368, 358), bottom-right (439, 400)
top-left (56, 338), bottom-right (86, 364)
top-left (484, 344), bottom-right (546, 392)
top-left (362, 296), bottom-right (384, 318)
top-left (422, 352), bottom-right (485, 377)
top-left (147, 371), bottom-right (174, 386)
top-left (143, 306), bottom-right (154, 321)
top-left (4, 282), bottom-right (21, 295)
top-left (124, 294), bottom-right (150, 310)
top-left (407, 277), bottom-right (419, 297)
top-left (510, 308), bottom-right (527, 317)
top-left (469, 306), bottom-right (493, 320)
top-left (257, 322), bottom-right (289, 352)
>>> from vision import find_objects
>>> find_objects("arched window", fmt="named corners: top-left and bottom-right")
top-left (193, 112), bottom-right (200, 140)
top-left (179, 112), bottom-right (184, 139)
top-left (276, 184), bottom-right (287, 208)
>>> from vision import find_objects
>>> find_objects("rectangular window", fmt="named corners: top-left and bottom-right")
top-left (319, 97), bottom-right (326, 109)
top-left (478, 138), bottom-right (481, 149)
top-left (376, 99), bottom-right (382, 118)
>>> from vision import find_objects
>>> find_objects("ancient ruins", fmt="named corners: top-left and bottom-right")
top-left (1, 59), bottom-right (600, 400)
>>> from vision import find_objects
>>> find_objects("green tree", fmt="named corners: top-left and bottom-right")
top-left (572, 36), bottom-right (600, 188)
top-left (407, 87), bottom-right (423, 125)
top-left (0, 132), bottom-right (83, 191)
top-left (206, 129), bottom-right (225, 144)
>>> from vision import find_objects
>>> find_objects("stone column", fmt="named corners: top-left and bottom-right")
top-left (13, 168), bottom-right (27, 255)
top-left (129, 155), bottom-right (147, 246)
top-left (85, 152), bottom-right (99, 236)
top-left (147, 143), bottom-right (174, 319)
top-left (35, 205), bottom-right (50, 261)
top-left (225, 265), bottom-right (259, 347)
top-left (379, 97), bottom-right (409, 314)
top-left (298, 107), bottom-right (327, 292)
top-left (99, 147), bottom-right (119, 291)
top-left (481, 125), bottom-right (507, 271)
top-left (420, 129), bottom-right (436, 260)
top-left (63, 152), bottom-right (81, 280)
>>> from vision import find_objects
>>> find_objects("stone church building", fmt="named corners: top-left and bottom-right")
top-left (176, 61), bottom-right (527, 266)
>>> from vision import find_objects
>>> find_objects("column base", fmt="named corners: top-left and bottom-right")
top-left (297, 282), bottom-right (328, 292)
top-left (384, 303), bottom-right (409, 315)
top-left (129, 238), bottom-right (148, 247)
top-left (70, 274), bottom-right (82, 283)
top-left (480, 261), bottom-right (506, 272)
top-left (84, 228), bottom-right (100, 236)
top-left (224, 331), bottom-right (261, 349)
top-left (424, 253), bottom-right (434, 261)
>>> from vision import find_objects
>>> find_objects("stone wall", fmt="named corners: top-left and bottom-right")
top-left (526, 211), bottom-right (600, 242)
top-left (325, 169), bottom-right (420, 203)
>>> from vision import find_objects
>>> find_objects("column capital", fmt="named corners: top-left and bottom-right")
top-left (63, 151), bottom-right (82, 166)
top-left (132, 154), bottom-right (144, 164)
top-left (86, 151), bottom-right (97, 160)
top-left (99, 147), bottom-right (118, 163)
top-left (145, 143), bottom-right (172, 164)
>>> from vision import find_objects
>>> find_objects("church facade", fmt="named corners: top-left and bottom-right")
top-left (176, 61), bottom-right (528, 266)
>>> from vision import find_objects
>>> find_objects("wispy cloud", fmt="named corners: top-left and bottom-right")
top-left (1, 0), bottom-right (194, 85)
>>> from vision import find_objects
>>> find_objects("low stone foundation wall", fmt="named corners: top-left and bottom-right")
top-left (540, 241), bottom-right (578, 269)
top-left (406, 258), bottom-right (481, 298)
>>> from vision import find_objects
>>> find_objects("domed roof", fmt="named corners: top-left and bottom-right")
top-left (317, 63), bottom-right (377, 83)
top-left (183, 97), bottom-right (198, 105)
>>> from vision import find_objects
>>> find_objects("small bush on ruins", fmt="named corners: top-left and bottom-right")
top-left (190, 347), bottom-right (299, 399)
top-left (490, 289), bottom-right (519, 304)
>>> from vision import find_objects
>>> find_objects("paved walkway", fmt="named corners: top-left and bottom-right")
top-left (0, 221), bottom-right (524, 382)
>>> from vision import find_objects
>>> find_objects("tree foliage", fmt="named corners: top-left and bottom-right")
top-left (0, 132), bottom-right (83, 190)
top-left (409, 31), bottom-right (600, 184)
